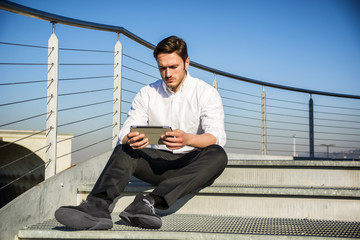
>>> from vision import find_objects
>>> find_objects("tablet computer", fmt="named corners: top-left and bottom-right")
top-left (130, 126), bottom-right (172, 145)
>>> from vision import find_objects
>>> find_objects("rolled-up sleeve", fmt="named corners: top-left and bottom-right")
top-left (200, 87), bottom-right (226, 147)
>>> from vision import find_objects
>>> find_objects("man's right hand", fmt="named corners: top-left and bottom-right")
top-left (123, 132), bottom-right (149, 149)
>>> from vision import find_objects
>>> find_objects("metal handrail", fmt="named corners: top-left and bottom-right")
top-left (1, 0), bottom-right (359, 99)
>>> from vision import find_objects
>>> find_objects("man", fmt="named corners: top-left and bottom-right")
top-left (55, 36), bottom-right (227, 230)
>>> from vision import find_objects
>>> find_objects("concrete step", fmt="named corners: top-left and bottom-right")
top-left (17, 213), bottom-right (360, 239)
top-left (77, 181), bottom-right (360, 221)
top-left (217, 160), bottom-right (360, 188)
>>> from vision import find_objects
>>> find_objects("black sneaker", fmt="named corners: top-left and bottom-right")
top-left (55, 195), bottom-right (113, 230)
top-left (119, 193), bottom-right (162, 229)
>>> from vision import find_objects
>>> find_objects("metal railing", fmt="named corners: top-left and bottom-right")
top-left (0, 0), bottom-right (359, 204)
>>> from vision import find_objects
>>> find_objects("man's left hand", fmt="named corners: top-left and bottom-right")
top-left (161, 129), bottom-right (189, 150)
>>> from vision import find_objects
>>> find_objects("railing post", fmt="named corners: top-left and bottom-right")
top-left (45, 23), bottom-right (59, 179)
top-left (213, 73), bottom-right (218, 90)
top-left (309, 95), bottom-right (314, 158)
top-left (261, 86), bottom-right (267, 155)
top-left (293, 134), bottom-right (296, 157)
top-left (113, 34), bottom-right (122, 148)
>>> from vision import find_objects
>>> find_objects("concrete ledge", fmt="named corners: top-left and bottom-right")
top-left (227, 160), bottom-right (360, 168)
top-left (227, 153), bottom-right (293, 161)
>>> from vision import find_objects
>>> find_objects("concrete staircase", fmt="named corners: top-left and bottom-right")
top-left (16, 156), bottom-right (360, 239)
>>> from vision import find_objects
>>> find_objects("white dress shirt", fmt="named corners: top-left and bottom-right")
top-left (118, 72), bottom-right (226, 154)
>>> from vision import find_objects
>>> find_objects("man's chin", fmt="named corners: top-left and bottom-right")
top-left (166, 83), bottom-right (175, 89)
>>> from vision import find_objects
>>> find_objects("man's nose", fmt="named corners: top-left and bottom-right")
top-left (165, 68), bottom-right (172, 77)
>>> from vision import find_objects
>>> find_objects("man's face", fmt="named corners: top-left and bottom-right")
top-left (156, 52), bottom-right (190, 93)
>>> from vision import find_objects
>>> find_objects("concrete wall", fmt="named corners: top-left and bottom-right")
top-left (0, 129), bottom-right (73, 174)
top-left (0, 150), bottom-right (112, 240)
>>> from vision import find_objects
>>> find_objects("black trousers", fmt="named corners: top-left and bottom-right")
top-left (90, 144), bottom-right (228, 209)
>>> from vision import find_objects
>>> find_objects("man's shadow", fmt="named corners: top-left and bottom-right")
top-left (156, 193), bottom-right (197, 216)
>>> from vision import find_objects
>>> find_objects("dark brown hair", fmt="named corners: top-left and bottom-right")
top-left (153, 36), bottom-right (188, 63)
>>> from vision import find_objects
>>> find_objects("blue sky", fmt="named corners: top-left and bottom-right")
top-left (1, 0), bottom-right (359, 160)
top-left (1, 0), bottom-right (359, 95)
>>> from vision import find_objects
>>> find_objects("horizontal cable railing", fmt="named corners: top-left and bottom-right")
top-left (2, 37), bottom-right (358, 161)
top-left (0, 0), bottom-right (359, 208)
top-left (0, 36), bottom-right (116, 204)
top-left (56, 45), bottom-right (115, 160)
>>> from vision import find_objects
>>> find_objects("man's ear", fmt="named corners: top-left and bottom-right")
top-left (184, 57), bottom-right (190, 70)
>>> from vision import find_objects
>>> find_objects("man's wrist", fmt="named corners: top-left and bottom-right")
top-left (122, 135), bottom-right (129, 144)
top-left (183, 132), bottom-right (192, 147)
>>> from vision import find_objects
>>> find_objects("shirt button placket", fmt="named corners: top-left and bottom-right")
top-left (171, 94), bottom-right (178, 130)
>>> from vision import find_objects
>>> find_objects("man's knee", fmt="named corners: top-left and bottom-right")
top-left (203, 144), bottom-right (228, 169)
top-left (113, 143), bottom-right (131, 152)
top-left (111, 144), bottom-right (140, 159)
